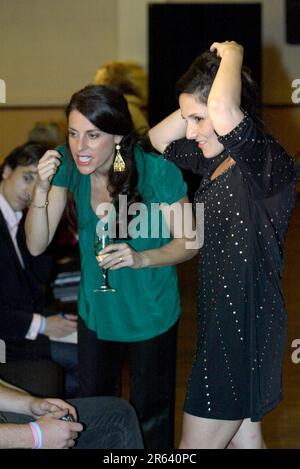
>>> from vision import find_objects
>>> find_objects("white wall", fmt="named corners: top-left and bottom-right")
top-left (117, 0), bottom-right (300, 104)
top-left (116, 0), bottom-right (162, 65)
top-left (0, 0), bottom-right (117, 105)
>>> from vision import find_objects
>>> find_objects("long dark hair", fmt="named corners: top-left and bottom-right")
top-left (176, 50), bottom-right (263, 130)
top-left (66, 84), bottom-right (142, 236)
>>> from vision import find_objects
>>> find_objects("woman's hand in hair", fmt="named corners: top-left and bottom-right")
top-left (36, 150), bottom-right (62, 192)
top-left (210, 41), bottom-right (243, 60)
top-left (207, 41), bottom-right (244, 136)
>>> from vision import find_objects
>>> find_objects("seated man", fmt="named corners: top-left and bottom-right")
top-left (0, 142), bottom-right (78, 397)
top-left (0, 379), bottom-right (143, 448)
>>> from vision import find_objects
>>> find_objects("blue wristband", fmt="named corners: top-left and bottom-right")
top-left (38, 316), bottom-right (47, 335)
top-left (30, 421), bottom-right (43, 449)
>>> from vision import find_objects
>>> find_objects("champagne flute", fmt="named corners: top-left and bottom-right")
top-left (94, 222), bottom-right (116, 293)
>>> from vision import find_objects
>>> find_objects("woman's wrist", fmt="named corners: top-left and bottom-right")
top-left (137, 251), bottom-right (150, 269)
top-left (222, 45), bottom-right (243, 61)
top-left (29, 186), bottom-right (49, 208)
top-left (32, 181), bottom-right (51, 198)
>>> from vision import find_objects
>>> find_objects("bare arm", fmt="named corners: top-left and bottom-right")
top-left (0, 416), bottom-right (83, 449)
top-left (100, 196), bottom-right (198, 269)
top-left (0, 381), bottom-right (34, 414)
top-left (148, 109), bottom-right (187, 153)
top-left (0, 381), bottom-right (77, 419)
top-left (0, 424), bottom-right (36, 449)
top-left (208, 41), bottom-right (244, 135)
top-left (25, 150), bottom-right (67, 255)
top-left (0, 382), bottom-right (35, 448)
top-left (139, 195), bottom-right (198, 267)
top-left (0, 382), bottom-right (82, 448)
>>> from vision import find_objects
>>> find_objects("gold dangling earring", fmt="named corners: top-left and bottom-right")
top-left (113, 144), bottom-right (126, 172)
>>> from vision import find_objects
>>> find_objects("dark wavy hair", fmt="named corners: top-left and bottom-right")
top-left (0, 142), bottom-right (47, 180)
top-left (176, 50), bottom-right (263, 130)
top-left (66, 84), bottom-right (142, 237)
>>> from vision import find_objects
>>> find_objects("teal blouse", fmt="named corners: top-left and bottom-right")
top-left (52, 144), bottom-right (187, 341)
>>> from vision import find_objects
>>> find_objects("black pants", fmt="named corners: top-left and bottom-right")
top-left (78, 317), bottom-right (178, 449)
top-left (50, 341), bottom-right (79, 398)
top-left (0, 396), bottom-right (144, 449)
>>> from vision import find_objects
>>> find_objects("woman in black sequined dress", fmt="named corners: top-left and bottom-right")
top-left (149, 41), bottom-right (298, 448)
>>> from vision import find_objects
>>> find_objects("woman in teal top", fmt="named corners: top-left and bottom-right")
top-left (25, 85), bottom-right (196, 448)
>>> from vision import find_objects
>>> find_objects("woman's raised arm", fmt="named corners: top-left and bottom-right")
top-left (25, 150), bottom-right (67, 255)
top-left (148, 109), bottom-right (187, 154)
top-left (207, 41), bottom-right (244, 136)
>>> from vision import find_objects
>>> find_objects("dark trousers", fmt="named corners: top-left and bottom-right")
top-left (50, 341), bottom-right (79, 398)
top-left (78, 317), bottom-right (178, 449)
top-left (0, 396), bottom-right (144, 449)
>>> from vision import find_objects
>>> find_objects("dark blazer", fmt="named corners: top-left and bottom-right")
top-left (0, 210), bottom-right (51, 361)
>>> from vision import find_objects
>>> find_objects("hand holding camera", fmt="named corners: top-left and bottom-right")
top-left (60, 413), bottom-right (73, 422)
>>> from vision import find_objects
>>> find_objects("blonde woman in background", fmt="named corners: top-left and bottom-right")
top-left (94, 61), bottom-right (149, 136)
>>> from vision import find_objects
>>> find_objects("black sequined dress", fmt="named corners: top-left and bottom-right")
top-left (164, 114), bottom-right (297, 420)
